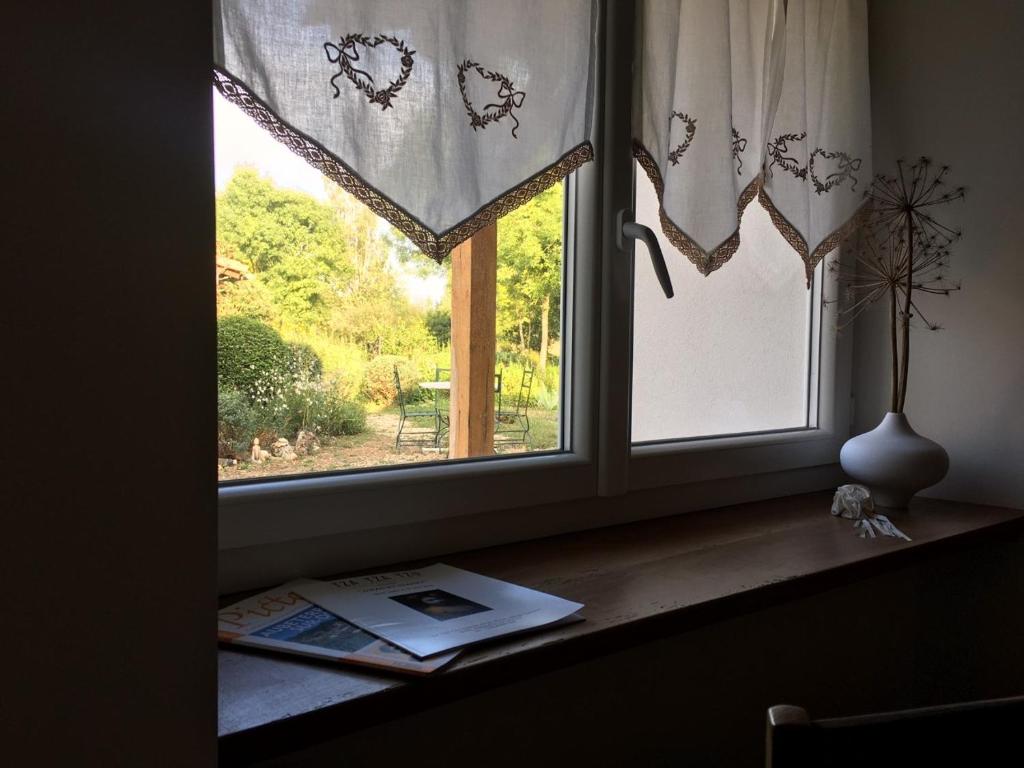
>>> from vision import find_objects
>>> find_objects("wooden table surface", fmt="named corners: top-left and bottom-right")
top-left (219, 492), bottom-right (1024, 763)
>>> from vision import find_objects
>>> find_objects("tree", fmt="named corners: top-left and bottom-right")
top-left (496, 182), bottom-right (563, 376)
top-left (216, 168), bottom-right (353, 330)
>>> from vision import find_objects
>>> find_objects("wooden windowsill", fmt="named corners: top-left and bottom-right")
top-left (218, 492), bottom-right (1024, 764)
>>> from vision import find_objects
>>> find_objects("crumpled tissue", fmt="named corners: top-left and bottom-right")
top-left (831, 484), bottom-right (911, 541)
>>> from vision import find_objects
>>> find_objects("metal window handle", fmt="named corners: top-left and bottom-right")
top-left (619, 216), bottom-right (674, 299)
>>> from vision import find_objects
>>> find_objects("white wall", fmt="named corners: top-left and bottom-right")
top-left (856, 0), bottom-right (1024, 509)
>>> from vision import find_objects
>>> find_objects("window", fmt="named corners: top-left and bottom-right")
top-left (215, 89), bottom-right (567, 482)
top-left (632, 170), bottom-right (817, 443)
top-left (218, 2), bottom-right (854, 591)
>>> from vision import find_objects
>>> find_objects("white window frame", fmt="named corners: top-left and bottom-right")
top-left (219, 161), bottom-right (602, 549)
top-left (218, 0), bottom-right (852, 592)
top-left (626, 257), bottom-right (853, 490)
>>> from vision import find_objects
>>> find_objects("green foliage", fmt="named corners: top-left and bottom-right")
top-left (282, 381), bottom-right (366, 437)
top-left (217, 316), bottom-right (293, 408)
top-left (331, 278), bottom-right (437, 358)
top-left (217, 168), bottom-right (353, 329)
top-left (496, 182), bottom-right (563, 351)
top-left (360, 355), bottom-right (428, 406)
top-left (424, 308), bottom-right (451, 347)
top-left (217, 168), bottom-right (349, 273)
top-left (216, 276), bottom-right (279, 325)
top-left (534, 385), bottom-right (560, 411)
top-left (497, 358), bottom-right (560, 411)
top-left (217, 388), bottom-right (260, 458)
top-left (286, 341), bottom-right (323, 382)
top-left (318, 397), bottom-right (367, 436)
top-left (292, 333), bottom-right (366, 401)
top-left (214, 168), bottom-right (565, 456)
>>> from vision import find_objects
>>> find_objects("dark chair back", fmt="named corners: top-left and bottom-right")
top-left (512, 367), bottom-right (534, 415)
top-left (766, 696), bottom-right (1024, 768)
top-left (393, 365), bottom-right (408, 417)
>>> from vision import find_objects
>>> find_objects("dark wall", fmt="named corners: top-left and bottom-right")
top-left (256, 536), bottom-right (1024, 768)
top-left (853, 0), bottom-right (1024, 508)
top-left (3, 3), bottom-right (216, 766)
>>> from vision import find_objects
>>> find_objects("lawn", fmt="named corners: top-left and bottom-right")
top-left (219, 406), bottom-right (560, 481)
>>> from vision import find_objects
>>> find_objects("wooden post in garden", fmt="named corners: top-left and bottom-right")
top-left (449, 224), bottom-right (497, 458)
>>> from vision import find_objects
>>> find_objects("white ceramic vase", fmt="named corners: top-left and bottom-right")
top-left (839, 412), bottom-right (949, 509)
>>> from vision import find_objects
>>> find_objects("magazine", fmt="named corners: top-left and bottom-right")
top-left (292, 563), bottom-right (584, 658)
top-left (217, 584), bottom-right (458, 675)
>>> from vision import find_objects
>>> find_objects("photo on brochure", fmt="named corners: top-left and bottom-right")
top-left (389, 589), bottom-right (493, 622)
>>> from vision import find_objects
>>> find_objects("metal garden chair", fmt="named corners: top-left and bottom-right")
top-left (393, 365), bottom-right (441, 449)
top-left (494, 367), bottom-right (533, 449)
top-left (433, 367), bottom-right (503, 450)
top-left (434, 366), bottom-right (451, 447)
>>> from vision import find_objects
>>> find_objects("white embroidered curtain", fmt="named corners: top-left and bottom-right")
top-left (214, 0), bottom-right (869, 281)
top-left (214, 0), bottom-right (597, 262)
top-left (634, 0), bottom-right (871, 284)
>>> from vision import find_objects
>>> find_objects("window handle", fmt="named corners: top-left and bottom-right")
top-left (619, 217), bottom-right (674, 299)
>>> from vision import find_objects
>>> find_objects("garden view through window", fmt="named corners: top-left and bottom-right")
top-left (215, 89), bottom-right (564, 481)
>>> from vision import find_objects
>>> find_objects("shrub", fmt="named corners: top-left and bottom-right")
top-left (283, 381), bottom-right (366, 437)
top-left (497, 361), bottom-right (560, 410)
top-left (544, 360), bottom-right (560, 391)
top-left (217, 316), bottom-right (292, 408)
top-left (318, 394), bottom-right (367, 436)
top-left (534, 384), bottom-right (560, 411)
top-left (424, 308), bottom-right (451, 347)
top-left (361, 355), bottom-right (425, 406)
top-left (286, 341), bottom-right (323, 382)
top-left (216, 277), bottom-right (279, 326)
top-left (310, 338), bottom-right (366, 401)
top-left (217, 388), bottom-right (259, 458)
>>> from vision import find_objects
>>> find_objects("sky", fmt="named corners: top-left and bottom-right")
top-left (213, 89), bottom-right (446, 306)
top-left (214, 89), bottom-right (327, 200)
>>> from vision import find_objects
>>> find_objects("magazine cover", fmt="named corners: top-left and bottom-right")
top-left (293, 564), bottom-right (584, 658)
top-left (217, 584), bottom-right (458, 675)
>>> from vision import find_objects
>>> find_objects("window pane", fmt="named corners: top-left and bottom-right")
top-left (631, 163), bottom-right (813, 443)
top-left (215, 89), bottom-right (565, 482)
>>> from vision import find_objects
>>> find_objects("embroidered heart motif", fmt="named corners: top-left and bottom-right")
top-left (809, 148), bottom-right (862, 195)
top-left (324, 33), bottom-right (415, 111)
top-left (766, 131), bottom-right (808, 181)
top-left (457, 60), bottom-right (526, 139)
top-left (667, 111), bottom-right (696, 166)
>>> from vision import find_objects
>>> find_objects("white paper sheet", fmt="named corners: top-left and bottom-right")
top-left (293, 564), bottom-right (583, 658)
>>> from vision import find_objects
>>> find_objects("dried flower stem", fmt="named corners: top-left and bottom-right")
top-left (897, 209), bottom-right (913, 413)
top-left (889, 283), bottom-right (899, 413)
top-left (828, 157), bottom-right (965, 415)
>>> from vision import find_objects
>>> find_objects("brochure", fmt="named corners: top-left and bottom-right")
top-left (217, 584), bottom-right (458, 675)
top-left (292, 563), bottom-right (584, 658)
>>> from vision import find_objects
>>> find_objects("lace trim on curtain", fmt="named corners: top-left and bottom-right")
top-left (214, 67), bottom-right (593, 262)
top-left (756, 188), bottom-right (870, 286)
top-left (634, 140), bottom-right (867, 285)
top-left (633, 141), bottom-right (759, 277)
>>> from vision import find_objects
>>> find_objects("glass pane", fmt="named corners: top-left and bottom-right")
top-left (215, 89), bottom-right (565, 482)
top-left (631, 162), bottom-right (813, 443)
